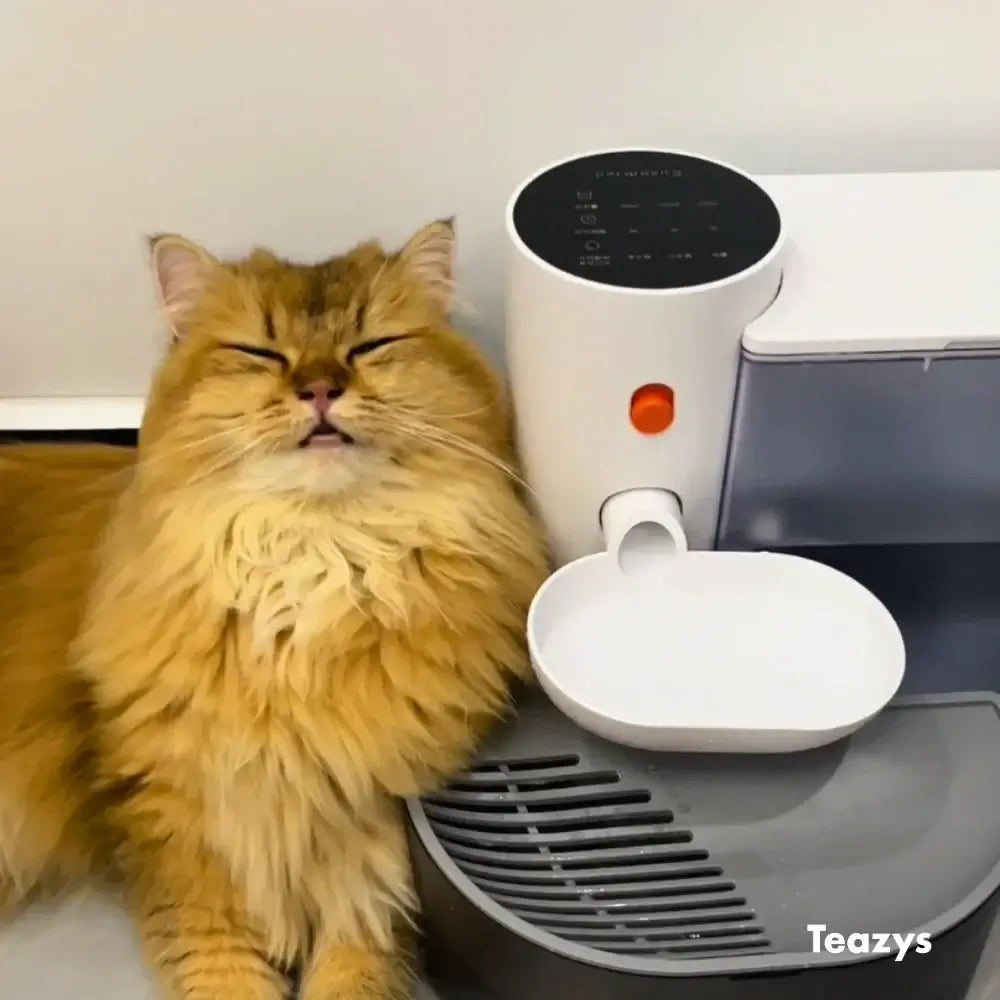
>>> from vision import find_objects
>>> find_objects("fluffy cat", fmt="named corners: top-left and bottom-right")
top-left (0, 220), bottom-right (549, 998)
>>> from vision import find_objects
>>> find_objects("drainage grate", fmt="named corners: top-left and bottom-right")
top-left (423, 754), bottom-right (772, 957)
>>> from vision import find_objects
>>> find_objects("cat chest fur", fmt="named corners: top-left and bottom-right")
top-left (93, 511), bottom-right (496, 958)
top-left (132, 537), bottom-right (430, 960)
top-left (201, 704), bottom-right (411, 961)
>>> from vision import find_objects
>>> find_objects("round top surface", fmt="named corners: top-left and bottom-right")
top-left (511, 149), bottom-right (781, 290)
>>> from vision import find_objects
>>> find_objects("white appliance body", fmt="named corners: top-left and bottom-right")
top-left (505, 149), bottom-right (784, 565)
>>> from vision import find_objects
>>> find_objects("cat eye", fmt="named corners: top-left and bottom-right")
top-left (219, 343), bottom-right (290, 368)
top-left (345, 334), bottom-right (414, 364)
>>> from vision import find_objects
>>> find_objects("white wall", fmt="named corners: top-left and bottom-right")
top-left (3, 0), bottom-right (1000, 407)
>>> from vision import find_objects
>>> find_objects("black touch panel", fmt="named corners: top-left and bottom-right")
top-left (512, 150), bottom-right (781, 290)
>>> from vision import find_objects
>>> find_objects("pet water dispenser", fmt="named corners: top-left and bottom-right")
top-left (406, 150), bottom-right (1000, 998)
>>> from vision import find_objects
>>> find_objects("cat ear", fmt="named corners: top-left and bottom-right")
top-left (398, 218), bottom-right (455, 313)
top-left (148, 234), bottom-right (221, 340)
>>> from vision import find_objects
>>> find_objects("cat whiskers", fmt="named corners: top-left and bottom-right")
top-left (82, 418), bottom-right (297, 495)
top-left (181, 438), bottom-right (266, 490)
top-left (382, 393), bottom-right (502, 421)
top-left (74, 424), bottom-right (249, 494)
top-left (376, 407), bottom-right (534, 497)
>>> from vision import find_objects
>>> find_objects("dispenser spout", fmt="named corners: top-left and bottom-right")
top-left (600, 488), bottom-right (688, 573)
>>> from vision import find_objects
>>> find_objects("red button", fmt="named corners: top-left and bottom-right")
top-left (630, 383), bottom-right (675, 434)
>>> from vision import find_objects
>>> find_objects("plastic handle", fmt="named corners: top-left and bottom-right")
top-left (599, 488), bottom-right (688, 573)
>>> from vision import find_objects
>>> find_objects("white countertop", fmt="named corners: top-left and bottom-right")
top-left (0, 889), bottom-right (440, 999)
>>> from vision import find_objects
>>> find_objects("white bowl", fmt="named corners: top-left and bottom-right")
top-left (527, 549), bottom-right (905, 754)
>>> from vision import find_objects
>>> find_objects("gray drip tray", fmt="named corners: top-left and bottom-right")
top-left (407, 689), bottom-right (1000, 998)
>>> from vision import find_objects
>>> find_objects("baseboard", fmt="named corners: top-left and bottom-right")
top-left (0, 397), bottom-right (145, 431)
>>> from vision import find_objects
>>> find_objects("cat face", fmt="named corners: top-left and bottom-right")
top-left (138, 221), bottom-right (510, 497)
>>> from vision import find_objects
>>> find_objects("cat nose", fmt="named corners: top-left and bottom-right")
top-left (297, 380), bottom-right (340, 415)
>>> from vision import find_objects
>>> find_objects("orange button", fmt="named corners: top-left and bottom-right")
top-left (629, 383), bottom-right (675, 434)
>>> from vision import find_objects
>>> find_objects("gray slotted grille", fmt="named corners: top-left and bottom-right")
top-left (423, 753), bottom-right (772, 957)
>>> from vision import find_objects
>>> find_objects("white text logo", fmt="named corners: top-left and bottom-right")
top-left (807, 924), bottom-right (931, 962)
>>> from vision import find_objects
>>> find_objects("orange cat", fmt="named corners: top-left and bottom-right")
top-left (0, 220), bottom-right (549, 998)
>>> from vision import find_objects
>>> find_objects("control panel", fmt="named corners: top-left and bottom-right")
top-left (512, 150), bottom-right (781, 289)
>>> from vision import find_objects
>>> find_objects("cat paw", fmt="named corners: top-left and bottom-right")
top-left (300, 946), bottom-right (415, 1000)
